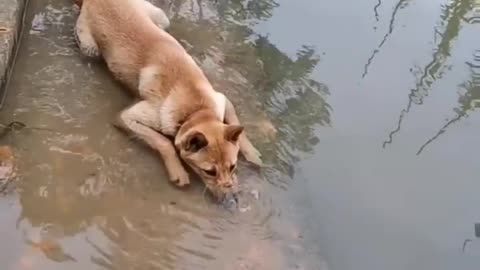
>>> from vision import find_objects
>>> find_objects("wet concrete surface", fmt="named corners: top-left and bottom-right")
top-left (1, 0), bottom-right (480, 269)
top-left (0, 0), bottom-right (26, 105)
top-left (0, 0), bottom-right (320, 269)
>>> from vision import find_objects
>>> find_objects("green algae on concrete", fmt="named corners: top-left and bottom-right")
top-left (0, 0), bottom-right (26, 107)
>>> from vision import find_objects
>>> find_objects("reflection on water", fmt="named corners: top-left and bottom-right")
top-left (417, 50), bottom-right (480, 155)
top-left (167, 0), bottom-right (331, 177)
top-left (373, 0), bottom-right (383, 22)
top-left (363, 0), bottom-right (412, 78)
top-left (383, 0), bottom-right (476, 149)
top-left (0, 0), bottom-right (327, 269)
top-left (1, 0), bottom-right (480, 269)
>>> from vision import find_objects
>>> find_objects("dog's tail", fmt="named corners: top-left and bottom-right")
top-left (73, 0), bottom-right (83, 7)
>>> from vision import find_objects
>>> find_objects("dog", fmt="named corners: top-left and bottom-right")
top-left (72, 0), bottom-right (262, 201)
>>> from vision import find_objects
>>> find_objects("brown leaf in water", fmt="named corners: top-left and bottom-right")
top-left (30, 240), bottom-right (76, 262)
top-left (31, 240), bottom-right (61, 253)
top-left (0, 146), bottom-right (14, 162)
top-left (0, 146), bottom-right (16, 192)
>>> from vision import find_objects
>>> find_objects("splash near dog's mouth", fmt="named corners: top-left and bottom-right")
top-left (220, 191), bottom-right (239, 211)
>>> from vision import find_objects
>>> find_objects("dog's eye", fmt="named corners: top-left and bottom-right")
top-left (229, 164), bottom-right (236, 172)
top-left (203, 168), bottom-right (217, 177)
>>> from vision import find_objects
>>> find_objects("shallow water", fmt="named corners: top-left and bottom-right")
top-left (0, 0), bottom-right (479, 269)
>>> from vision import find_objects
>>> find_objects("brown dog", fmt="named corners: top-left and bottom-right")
top-left (73, 0), bottom-right (262, 200)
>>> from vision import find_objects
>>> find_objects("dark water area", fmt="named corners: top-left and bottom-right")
top-left (0, 0), bottom-right (479, 270)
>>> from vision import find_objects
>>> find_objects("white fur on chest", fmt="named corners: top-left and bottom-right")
top-left (210, 91), bottom-right (226, 122)
top-left (159, 96), bottom-right (177, 135)
top-left (158, 91), bottom-right (226, 135)
top-left (138, 65), bottom-right (227, 135)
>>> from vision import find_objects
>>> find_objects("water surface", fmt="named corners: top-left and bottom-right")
top-left (0, 0), bottom-right (479, 270)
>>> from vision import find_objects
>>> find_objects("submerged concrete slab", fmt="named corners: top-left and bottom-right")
top-left (0, 0), bottom-right (26, 107)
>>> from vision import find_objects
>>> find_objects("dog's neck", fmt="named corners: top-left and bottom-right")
top-left (176, 107), bottom-right (221, 138)
top-left (173, 81), bottom-right (226, 144)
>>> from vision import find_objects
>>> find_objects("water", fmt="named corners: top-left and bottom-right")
top-left (0, 0), bottom-right (479, 269)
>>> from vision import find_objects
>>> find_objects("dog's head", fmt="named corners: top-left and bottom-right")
top-left (175, 118), bottom-right (243, 201)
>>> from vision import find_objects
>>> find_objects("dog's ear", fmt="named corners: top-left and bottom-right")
top-left (183, 132), bottom-right (208, 152)
top-left (225, 125), bottom-right (244, 143)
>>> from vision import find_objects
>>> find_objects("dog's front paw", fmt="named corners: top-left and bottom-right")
top-left (242, 144), bottom-right (263, 167)
top-left (166, 161), bottom-right (190, 187)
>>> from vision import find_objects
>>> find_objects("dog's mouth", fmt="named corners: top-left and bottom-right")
top-left (188, 165), bottom-right (239, 205)
top-left (209, 186), bottom-right (236, 201)
top-left (204, 183), bottom-right (239, 204)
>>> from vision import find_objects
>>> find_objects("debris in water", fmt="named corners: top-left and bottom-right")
top-left (238, 205), bottom-right (251, 213)
top-left (222, 192), bottom-right (255, 213)
top-left (0, 146), bottom-right (15, 193)
top-left (31, 13), bottom-right (47, 33)
top-left (250, 189), bottom-right (259, 200)
top-left (224, 197), bottom-right (238, 211)
top-left (0, 146), bottom-right (14, 160)
top-left (463, 239), bottom-right (472, 253)
top-left (28, 239), bottom-right (77, 262)
top-left (0, 121), bottom-right (25, 139)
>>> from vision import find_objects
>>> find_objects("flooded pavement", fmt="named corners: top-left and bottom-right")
top-left (0, 0), bottom-right (479, 269)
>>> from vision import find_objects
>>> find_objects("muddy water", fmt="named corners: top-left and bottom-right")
top-left (0, 0), bottom-right (480, 269)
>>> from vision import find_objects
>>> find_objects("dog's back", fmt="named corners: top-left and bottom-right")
top-left (79, 0), bottom-right (207, 99)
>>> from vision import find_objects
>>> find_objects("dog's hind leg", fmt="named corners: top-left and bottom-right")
top-left (143, 1), bottom-right (170, 29)
top-left (116, 101), bottom-right (190, 187)
top-left (74, 9), bottom-right (100, 58)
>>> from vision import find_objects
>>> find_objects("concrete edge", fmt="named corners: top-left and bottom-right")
top-left (0, 0), bottom-right (28, 109)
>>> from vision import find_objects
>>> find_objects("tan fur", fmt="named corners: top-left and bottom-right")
top-left (74, 0), bottom-right (261, 200)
